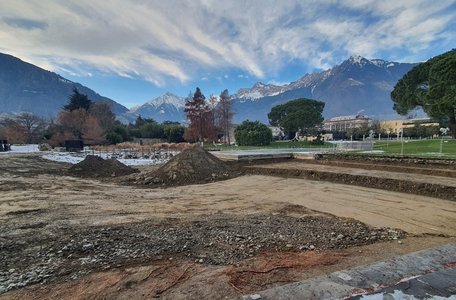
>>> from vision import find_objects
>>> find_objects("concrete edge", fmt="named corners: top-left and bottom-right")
top-left (241, 243), bottom-right (456, 300)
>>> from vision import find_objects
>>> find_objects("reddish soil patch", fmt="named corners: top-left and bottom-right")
top-left (224, 251), bottom-right (346, 294)
top-left (1, 251), bottom-right (345, 300)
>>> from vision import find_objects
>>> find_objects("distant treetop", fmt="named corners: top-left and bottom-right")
top-left (64, 88), bottom-right (92, 111)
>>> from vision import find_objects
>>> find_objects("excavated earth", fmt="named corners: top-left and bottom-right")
top-left (68, 155), bottom-right (139, 178)
top-left (127, 147), bottom-right (241, 187)
top-left (1, 152), bottom-right (456, 299)
top-left (243, 156), bottom-right (456, 201)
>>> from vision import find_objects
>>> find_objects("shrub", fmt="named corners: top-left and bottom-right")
top-left (234, 120), bottom-right (272, 146)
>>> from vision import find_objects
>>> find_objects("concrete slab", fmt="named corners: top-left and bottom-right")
top-left (241, 243), bottom-right (456, 300)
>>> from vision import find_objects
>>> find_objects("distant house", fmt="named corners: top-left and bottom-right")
top-left (380, 118), bottom-right (440, 136)
top-left (323, 114), bottom-right (370, 132)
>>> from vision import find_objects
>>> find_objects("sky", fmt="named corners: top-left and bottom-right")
top-left (1, 0), bottom-right (455, 109)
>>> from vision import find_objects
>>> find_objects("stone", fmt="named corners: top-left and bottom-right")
top-left (82, 243), bottom-right (94, 250)
top-left (250, 294), bottom-right (262, 300)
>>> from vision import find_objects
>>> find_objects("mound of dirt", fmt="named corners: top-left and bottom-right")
top-left (131, 147), bottom-right (238, 186)
top-left (68, 155), bottom-right (139, 178)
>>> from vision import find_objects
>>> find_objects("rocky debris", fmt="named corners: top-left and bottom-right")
top-left (129, 147), bottom-right (239, 186)
top-left (68, 155), bottom-right (139, 178)
top-left (0, 214), bottom-right (404, 294)
top-left (38, 143), bottom-right (52, 151)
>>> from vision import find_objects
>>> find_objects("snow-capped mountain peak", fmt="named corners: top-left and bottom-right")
top-left (145, 92), bottom-right (185, 108)
top-left (230, 55), bottom-right (417, 123)
top-left (125, 92), bottom-right (186, 123)
top-left (348, 55), bottom-right (371, 66)
top-left (234, 82), bottom-right (287, 100)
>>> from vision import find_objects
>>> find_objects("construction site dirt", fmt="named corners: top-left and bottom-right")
top-left (1, 152), bottom-right (455, 299)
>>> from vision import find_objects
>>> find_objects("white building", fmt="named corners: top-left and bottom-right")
top-left (323, 114), bottom-right (370, 132)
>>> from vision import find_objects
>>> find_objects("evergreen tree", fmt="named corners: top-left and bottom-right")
top-left (63, 88), bottom-right (92, 111)
top-left (391, 49), bottom-right (456, 138)
top-left (268, 98), bottom-right (325, 139)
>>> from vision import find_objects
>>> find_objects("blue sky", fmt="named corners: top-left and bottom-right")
top-left (1, 0), bottom-right (455, 108)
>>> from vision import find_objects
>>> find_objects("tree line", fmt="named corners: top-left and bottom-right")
top-left (0, 87), bottom-right (327, 147)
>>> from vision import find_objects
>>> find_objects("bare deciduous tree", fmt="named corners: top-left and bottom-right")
top-left (0, 113), bottom-right (46, 143)
top-left (89, 102), bottom-right (115, 130)
top-left (216, 89), bottom-right (234, 144)
top-left (184, 87), bottom-right (215, 143)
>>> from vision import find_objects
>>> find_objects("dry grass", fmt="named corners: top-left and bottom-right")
top-left (91, 142), bottom-right (198, 152)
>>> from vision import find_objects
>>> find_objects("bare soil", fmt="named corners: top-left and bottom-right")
top-left (245, 159), bottom-right (456, 201)
top-left (1, 153), bottom-right (455, 299)
top-left (68, 155), bottom-right (139, 178)
top-left (128, 147), bottom-right (240, 187)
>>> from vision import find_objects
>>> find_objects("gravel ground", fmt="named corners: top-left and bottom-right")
top-left (0, 213), bottom-right (404, 294)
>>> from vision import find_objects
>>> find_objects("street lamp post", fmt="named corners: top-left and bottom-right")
top-left (386, 130), bottom-right (391, 149)
top-left (369, 130), bottom-right (374, 151)
top-left (440, 127), bottom-right (449, 157)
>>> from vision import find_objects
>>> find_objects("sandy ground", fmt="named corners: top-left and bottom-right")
top-left (2, 173), bottom-right (456, 235)
top-left (1, 154), bottom-right (456, 299)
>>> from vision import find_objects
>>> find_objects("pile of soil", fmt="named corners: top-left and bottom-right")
top-left (131, 147), bottom-right (238, 186)
top-left (68, 155), bottom-right (139, 178)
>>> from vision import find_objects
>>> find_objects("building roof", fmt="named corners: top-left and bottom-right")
top-left (325, 114), bottom-right (369, 122)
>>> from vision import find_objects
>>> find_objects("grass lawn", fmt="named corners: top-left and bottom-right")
top-left (204, 140), bottom-right (335, 151)
top-left (372, 138), bottom-right (456, 158)
top-left (204, 138), bottom-right (456, 159)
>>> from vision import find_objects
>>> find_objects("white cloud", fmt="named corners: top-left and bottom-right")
top-left (0, 0), bottom-right (454, 85)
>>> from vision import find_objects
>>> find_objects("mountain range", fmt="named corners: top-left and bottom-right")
top-left (120, 92), bottom-right (186, 124)
top-left (0, 53), bottom-right (128, 118)
top-left (0, 52), bottom-right (418, 123)
top-left (230, 55), bottom-right (417, 123)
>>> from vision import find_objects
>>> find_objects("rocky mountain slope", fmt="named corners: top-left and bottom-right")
top-left (0, 52), bottom-right (417, 124)
top-left (231, 55), bottom-right (417, 123)
top-left (124, 92), bottom-right (186, 123)
top-left (0, 53), bottom-right (128, 117)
